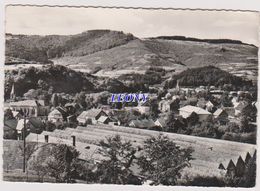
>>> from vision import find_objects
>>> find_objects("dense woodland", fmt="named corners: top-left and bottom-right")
top-left (4, 65), bottom-right (95, 98)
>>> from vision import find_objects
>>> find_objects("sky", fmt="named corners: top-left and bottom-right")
top-left (5, 6), bottom-right (260, 46)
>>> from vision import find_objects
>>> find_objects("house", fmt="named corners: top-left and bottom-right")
top-left (56, 106), bottom-right (68, 119)
top-left (48, 109), bottom-right (64, 123)
top-left (129, 119), bottom-right (156, 129)
top-left (213, 109), bottom-right (229, 124)
top-left (8, 100), bottom-right (50, 117)
top-left (16, 117), bottom-right (45, 139)
top-left (154, 118), bottom-right (167, 128)
top-left (159, 99), bottom-right (179, 113)
top-left (179, 105), bottom-right (211, 122)
top-left (64, 102), bottom-right (81, 114)
top-left (77, 109), bottom-right (107, 125)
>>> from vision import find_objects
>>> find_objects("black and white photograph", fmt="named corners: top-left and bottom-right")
top-left (2, 4), bottom-right (259, 188)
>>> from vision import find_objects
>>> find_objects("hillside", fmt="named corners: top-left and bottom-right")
top-left (165, 65), bottom-right (253, 88)
top-left (5, 31), bottom-right (258, 82)
top-left (5, 30), bottom-right (135, 63)
top-left (49, 37), bottom-right (259, 82)
top-left (5, 65), bottom-right (95, 97)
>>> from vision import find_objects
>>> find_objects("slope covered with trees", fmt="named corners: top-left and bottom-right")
top-left (165, 66), bottom-right (253, 89)
top-left (5, 65), bottom-right (95, 98)
top-left (6, 30), bottom-right (135, 63)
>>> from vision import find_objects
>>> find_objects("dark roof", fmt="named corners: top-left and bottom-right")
top-left (77, 109), bottom-right (105, 119)
top-left (4, 119), bottom-right (18, 130)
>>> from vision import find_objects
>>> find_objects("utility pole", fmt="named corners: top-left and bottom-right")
top-left (23, 114), bottom-right (26, 173)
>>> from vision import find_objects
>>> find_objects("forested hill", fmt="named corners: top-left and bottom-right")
top-left (5, 65), bottom-right (95, 97)
top-left (6, 30), bottom-right (135, 63)
top-left (152, 36), bottom-right (256, 47)
top-left (165, 66), bottom-right (253, 88)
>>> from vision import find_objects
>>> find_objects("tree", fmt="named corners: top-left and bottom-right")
top-left (224, 153), bottom-right (256, 187)
top-left (51, 93), bottom-right (59, 107)
top-left (29, 148), bottom-right (49, 182)
top-left (240, 116), bottom-right (249, 133)
top-left (150, 98), bottom-right (160, 119)
top-left (45, 144), bottom-right (82, 183)
top-left (18, 142), bottom-right (38, 179)
top-left (220, 92), bottom-right (233, 107)
top-left (95, 135), bottom-right (141, 184)
top-left (4, 108), bottom-right (14, 120)
top-left (37, 79), bottom-right (48, 90)
top-left (138, 134), bottom-right (193, 185)
top-left (74, 91), bottom-right (87, 108)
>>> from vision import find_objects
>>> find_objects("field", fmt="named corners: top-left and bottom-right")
top-left (11, 124), bottom-right (256, 179)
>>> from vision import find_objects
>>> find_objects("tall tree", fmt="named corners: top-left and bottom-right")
top-left (138, 134), bottom-right (193, 185)
top-left (51, 93), bottom-right (59, 107)
top-left (95, 135), bottom-right (141, 184)
top-left (45, 144), bottom-right (82, 183)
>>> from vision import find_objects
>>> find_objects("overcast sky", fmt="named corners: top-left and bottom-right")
top-left (5, 6), bottom-right (260, 45)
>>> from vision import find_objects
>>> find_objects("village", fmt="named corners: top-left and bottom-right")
top-left (4, 79), bottom-right (257, 143)
top-left (3, 76), bottom-right (257, 184)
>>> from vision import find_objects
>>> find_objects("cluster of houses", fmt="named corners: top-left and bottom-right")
top-left (4, 81), bottom-right (257, 141)
top-left (157, 82), bottom-right (257, 125)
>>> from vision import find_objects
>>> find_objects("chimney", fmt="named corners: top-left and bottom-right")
top-left (72, 135), bottom-right (76, 146)
top-left (44, 135), bottom-right (49, 143)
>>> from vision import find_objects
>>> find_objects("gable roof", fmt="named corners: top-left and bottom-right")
top-left (4, 119), bottom-right (18, 130)
top-left (97, 116), bottom-right (110, 123)
top-left (213, 109), bottom-right (225, 117)
top-left (48, 109), bottom-right (63, 118)
top-left (12, 111), bottom-right (21, 118)
top-left (179, 105), bottom-right (211, 115)
top-left (206, 101), bottom-right (214, 107)
top-left (155, 118), bottom-right (167, 127)
top-left (78, 109), bottom-right (104, 120)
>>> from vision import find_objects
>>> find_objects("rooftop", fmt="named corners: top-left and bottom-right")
top-left (179, 105), bottom-right (211, 115)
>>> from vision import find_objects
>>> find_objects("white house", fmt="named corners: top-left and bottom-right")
top-left (8, 100), bottom-right (50, 117)
top-left (179, 105), bottom-right (211, 122)
top-left (77, 109), bottom-right (107, 125)
top-left (48, 109), bottom-right (63, 123)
